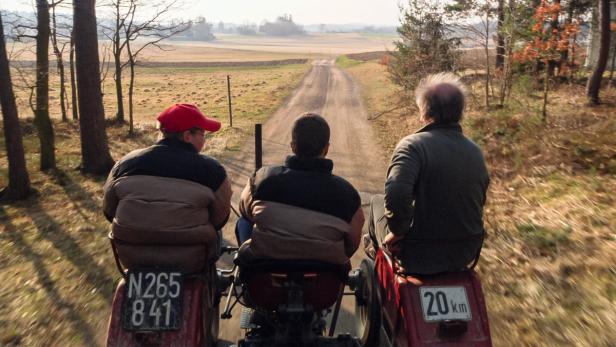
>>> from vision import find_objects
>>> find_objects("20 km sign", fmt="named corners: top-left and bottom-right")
top-left (419, 286), bottom-right (472, 322)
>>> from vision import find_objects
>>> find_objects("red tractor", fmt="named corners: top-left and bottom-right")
top-left (354, 248), bottom-right (493, 347)
top-left (105, 232), bottom-right (236, 347)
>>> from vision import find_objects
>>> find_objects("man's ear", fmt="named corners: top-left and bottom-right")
top-left (291, 141), bottom-right (298, 154)
top-left (182, 130), bottom-right (191, 142)
top-left (321, 143), bottom-right (330, 157)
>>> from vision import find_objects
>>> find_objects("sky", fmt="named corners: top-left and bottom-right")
top-left (3, 0), bottom-right (403, 26)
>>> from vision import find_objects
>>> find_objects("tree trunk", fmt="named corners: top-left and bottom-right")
top-left (127, 41), bottom-right (135, 135)
top-left (498, 0), bottom-right (516, 106)
top-left (559, 4), bottom-right (574, 77)
top-left (531, 0), bottom-right (543, 77)
top-left (73, 0), bottom-right (115, 175)
top-left (114, 51), bottom-right (125, 123)
top-left (586, 0), bottom-right (611, 104)
top-left (70, 30), bottom-right (78, 120)
top-left (51, 1), bottom-right (67, 122)
top-left (547, 0), bottom-right (561, 78)
top-left (0, 13), bottom-right (32, 200)
top-left (542, 66), bottom-right (549, 122)
top-left (570, 21), bottom-right (578, 81)
top-left (496, 0), bottom-right (505, 70)
top-left (129, 61), bottom-right (135, 134)
top-left (35, 0), bottom-right (56, 171)
top-left (113, 1), bottom-right (125, 123)
top-left (609, 34), bottom-right (616, 83)
top-left (484, 11), bottom-right (491, 108)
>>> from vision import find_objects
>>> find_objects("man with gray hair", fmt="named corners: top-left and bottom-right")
top-left (367, 73), bottom-right (490, 274)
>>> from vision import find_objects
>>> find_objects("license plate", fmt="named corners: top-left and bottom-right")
top-left (122, 271), bottom-right (183, 330)
top-left (419, 286), bottom-right (472, 322)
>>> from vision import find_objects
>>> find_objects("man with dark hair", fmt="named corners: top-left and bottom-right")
top-left (237, 113), bottom-right (364, 264)
top-left (103, 103), bottom-right (232, 272)
top-left (367, 73), bottom-right (490, 274)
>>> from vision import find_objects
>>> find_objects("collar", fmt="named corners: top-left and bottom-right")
top-left (416, 122), bottom-right (463, 134)
top-left (285, 155), bottom-right (334, 174)
top-left (157, 138), bottom-right (198, 153)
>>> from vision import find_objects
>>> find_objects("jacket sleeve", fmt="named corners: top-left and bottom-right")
top-left (210, 177), bottom-right (233, 230)
top-left (345, 207), bottom-right (365, 257)
top-left (102, 162), bottom-right (120, 222)
top-left (239, 176), bottom-right (256, 222)
top-left (384, 139), bottom-right (421, 236)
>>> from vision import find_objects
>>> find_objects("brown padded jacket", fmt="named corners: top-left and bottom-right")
top-left (239, 155), bottom-right (364, 265)
top-left (103, 138), bottom-right (232, 273)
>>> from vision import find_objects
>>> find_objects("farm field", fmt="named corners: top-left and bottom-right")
top-left (8, 32), bottom-right (395, 63)
top-left (167, 33), bottom-right (396, 55)
top-left (341, 58), bottom-right (616, 346)
top-left (11, 62), bottom-right (310, 156)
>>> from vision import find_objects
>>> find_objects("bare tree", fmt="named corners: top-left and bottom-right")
top-left (73, 0), bottom-right (115, 175)
top-left (35, 0), bottom-right (56, 170)
top-left (102, 0), bottom-right (187, 133)
top-left (586, 0), bottom-right (611, 104)
top-left (99, 41), bottom-right (113, 93)
top-left (50, 0), bottom-right (69, 122)
top-left (497, 0), bottom-right (518, 107)
top-left (121, 0), bottom-right (188, 134)
top-left (0, 12), bottom-right (31, 200)
top-left (105, 0), bottom-right (132, 123)
top-left (447, 0), bottom-right (497, 108)
top-left (14, 1), bottom-right (57, 170)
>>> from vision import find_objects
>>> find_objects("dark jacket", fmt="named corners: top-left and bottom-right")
top-left (385, 122), bottom-right (489, 274)
top-left (239, 155), bottom-right (364, 265)
top-left (103, 138), bottom-right (232, 272)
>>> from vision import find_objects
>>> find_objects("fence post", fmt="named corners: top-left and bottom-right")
top-left (227, 75), bottom-right (233, 127)
top-left (255, 124), bottom-right (262, 171)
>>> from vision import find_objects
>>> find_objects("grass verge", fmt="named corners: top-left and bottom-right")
top-left (335, 55), bottom-right (363, 69)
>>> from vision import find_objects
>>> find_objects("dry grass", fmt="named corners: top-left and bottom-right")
top-left (344, 60), bottom-right (616, 347)
top-left (11, 63), bottom-right (309, 157)
top-left (0, 62), bottom-right (309, 346)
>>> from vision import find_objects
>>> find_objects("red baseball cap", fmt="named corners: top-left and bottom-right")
top-left (157, 103), bottom-right (221, 133)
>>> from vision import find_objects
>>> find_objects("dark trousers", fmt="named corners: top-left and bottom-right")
top-left (368, 194), bottom-right (481, 275)
top-left (368, 194), bottom-right (389, 249)
top-left (235, 217), bottom-right (254, 245)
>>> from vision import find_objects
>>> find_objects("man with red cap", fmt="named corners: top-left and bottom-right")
top-left (103, 104), bottom-right (232, 272)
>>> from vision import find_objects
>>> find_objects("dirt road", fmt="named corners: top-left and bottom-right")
top-left (216, 59), bottom-right (388, 345)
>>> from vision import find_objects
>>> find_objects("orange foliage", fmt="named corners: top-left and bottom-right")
top-left (514, 0), bottom-right (581, 67)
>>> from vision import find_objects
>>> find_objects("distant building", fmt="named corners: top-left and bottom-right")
top-left (585, 0), bottom-right (616, 70)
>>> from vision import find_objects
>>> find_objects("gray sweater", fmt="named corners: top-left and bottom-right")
top-left (385, 122), bottom-right (489, 274)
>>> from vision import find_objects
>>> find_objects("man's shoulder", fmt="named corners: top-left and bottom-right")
top-left (113, 146), bottom-right (152, 171)
top-left (253, 165), bottom-right (287, 186)
top-left (395, 132), bottom-right (430, 149)
top-left (396, 126), bottom-right (477, 148)
top-left (119, 146), bottom-right (151, 161)
top-left (330, 174), bottom-right (359, 194)
top-left (195, 153), bottom-right (225, 170)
